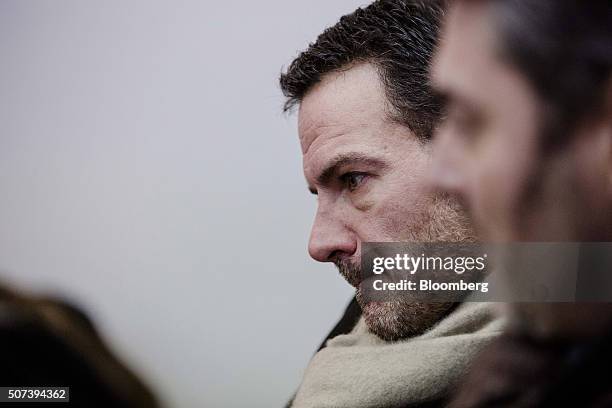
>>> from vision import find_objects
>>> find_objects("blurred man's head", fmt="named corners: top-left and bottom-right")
top-left (432, 0), bottom-right (612, 242)
top-left (431, 0), bottom-right (612, 337)
top-left (280, 0), bottom-right (475, 341)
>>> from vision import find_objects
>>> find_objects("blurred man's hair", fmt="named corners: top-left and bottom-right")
top-left (279, 0), bottom-right (446, 140)
top-left (489, 0), bottom-right (612, 147)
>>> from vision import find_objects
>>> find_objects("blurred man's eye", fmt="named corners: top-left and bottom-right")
top-left (341, 172), bottom-right (368, 192)
top-left (447, 103), bottom-right (483, 142)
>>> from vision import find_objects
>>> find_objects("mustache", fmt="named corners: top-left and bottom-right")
top-left (334, 258), bottom-right (362, 288)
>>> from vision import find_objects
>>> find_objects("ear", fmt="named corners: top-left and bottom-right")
top-left (569, 79), bottom-right (612, 223)
top-left (603, 78), bottom-right (612, 200)
top-left (606, 128), bottom-right (612, 201)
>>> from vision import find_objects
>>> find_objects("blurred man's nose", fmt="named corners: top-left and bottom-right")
top-left (308, 205), bottom-right (357, 263)
top-left (429, 128), bottom-right (466, 196)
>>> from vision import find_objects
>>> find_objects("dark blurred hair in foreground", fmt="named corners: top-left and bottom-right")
top-left (0, 284), bottom-right (158, 407)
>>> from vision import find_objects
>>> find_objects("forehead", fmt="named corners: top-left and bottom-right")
top-left (297, 63), bottom-right (390, 155)
top-left (431, 1), bottom-right (497, 96)
top-left (432, 1), bottom-right (540, 119)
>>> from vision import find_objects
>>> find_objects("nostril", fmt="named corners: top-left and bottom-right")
top-left (327, 250), bottom-right (342, 263)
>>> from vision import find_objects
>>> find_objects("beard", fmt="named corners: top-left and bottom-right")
top-left (335, 193), bottom-right (476, 341)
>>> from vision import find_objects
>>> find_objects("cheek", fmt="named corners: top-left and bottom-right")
top-left (364, 175), bottom-right (434, 240)
top-left (467, 130), bottom-right (535, 238)
top-left (349, 144), bottom-right (435, 241)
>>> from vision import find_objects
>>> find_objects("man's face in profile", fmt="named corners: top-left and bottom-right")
top-left (298, 63), bottom-right (474, 340)
top-left (431, 1), bottom-right (612, 242)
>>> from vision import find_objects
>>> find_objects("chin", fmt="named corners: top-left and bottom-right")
top-left (360, 301), bottom-right (411, 341)
top-left (356, 295), bottom-right (454, 341)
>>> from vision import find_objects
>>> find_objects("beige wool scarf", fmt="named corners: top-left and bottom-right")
top-left (292, 302), bottom-right (504, 408)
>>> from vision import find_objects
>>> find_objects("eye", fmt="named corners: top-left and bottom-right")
top-left (447, 104), bottom-right (482, 142)
top-left (341, 172), bottom-right (368, 192)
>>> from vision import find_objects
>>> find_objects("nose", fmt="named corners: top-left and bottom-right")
top-left (429, 127), bottom-right (465, 197)
top-left (308, 205), bottom-right (357, 263)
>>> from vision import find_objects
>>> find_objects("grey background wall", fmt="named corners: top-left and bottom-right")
top-left (0, 1), bottom-right (363, 406)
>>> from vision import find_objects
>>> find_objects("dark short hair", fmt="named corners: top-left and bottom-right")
top-left (489, 0), bottom-right (612, 148)
top-left (279, 0), bottom-right (446, 140)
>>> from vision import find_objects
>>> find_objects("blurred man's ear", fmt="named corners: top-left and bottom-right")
top-left (604, 82), bottom-right (612, 200)
top-left (564, 77), bottom-right (612, 241)
top-left (579, 76), bottom-right (612, 205)
top-left (605, 79), bottom-right (612, 201)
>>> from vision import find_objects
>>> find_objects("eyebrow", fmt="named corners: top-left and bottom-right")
top-left (433, 81), bottom-right (479, 113)
top-left (308, 152), bottom-right (388, 194)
